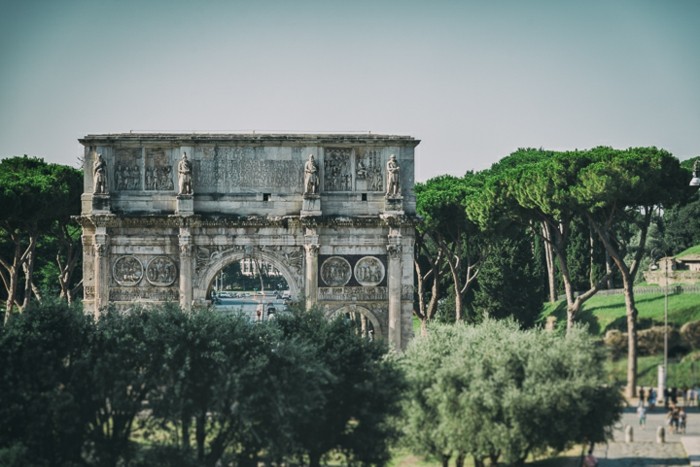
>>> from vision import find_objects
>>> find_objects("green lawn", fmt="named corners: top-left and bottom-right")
top-left (538, 288), bottom-right (700, 387)
top-left (540, 289), bottom-right (700, 336)
top-left (605, 352), bottom-right (700, 388)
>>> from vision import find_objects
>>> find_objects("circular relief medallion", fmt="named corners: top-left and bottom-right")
top-left (113, 255), bottom-right (143, 286)
top-left (320, 256), bottom-right (352, 287)
top-left (146, 256), bottom-right (178, 287)
top-left (353, 256), bottom-right (385, 286)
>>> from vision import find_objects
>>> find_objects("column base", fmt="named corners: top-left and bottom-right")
top-left (92, 194), bottom-right (111, 213)
top-left (301, 194), bottom-right (322, 217)
top-left (383, 195), bottom-right (404, 215)
top-left (176, 195), bottom-right (194, 216)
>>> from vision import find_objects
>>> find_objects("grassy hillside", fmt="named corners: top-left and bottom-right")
top-left (541, 288), bottom-right (700, 387)
top-left (540, 290), bottom-right (700, 336)
top-left (677, 245), bottom-right (700, 258)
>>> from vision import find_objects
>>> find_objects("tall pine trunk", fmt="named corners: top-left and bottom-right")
top-left (542, 222), bottom-right (557, 302)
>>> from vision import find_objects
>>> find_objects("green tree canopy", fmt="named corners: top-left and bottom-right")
top-left (573, 146), bottom-right (691, 397)
top-left (0, 156), bottom-right (82, 319)
top-left (416, 173), bottom-right (487, 322)
top-left (400, 320), bottom-right (622, 467)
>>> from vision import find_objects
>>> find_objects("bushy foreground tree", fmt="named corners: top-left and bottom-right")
top-left (400, 320), bottom-right (622, 467)
top-left (0, 300), bottom-right (93, 467)
top-left (0, 302), bottom-right (403, 467)
top-left (273, 309), bottom-right (406, 467)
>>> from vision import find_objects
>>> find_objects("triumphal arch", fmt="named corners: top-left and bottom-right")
top-left (79, 133), bottom-right (418, 348)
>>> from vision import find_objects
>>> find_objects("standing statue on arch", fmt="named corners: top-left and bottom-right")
top-left (386, 154), bottom-right (400, 197)
top-left (178, 152), bottom-right (193, 195)
top-left (93, 153), bottom-right (107, 194)
top-left (304, 154), bottom-right (319, 195)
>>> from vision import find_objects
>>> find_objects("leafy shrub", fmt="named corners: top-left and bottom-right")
top-left (681, 320), bottom-right (700, 349)
top-left (400, 320), bottom-right (622, 466)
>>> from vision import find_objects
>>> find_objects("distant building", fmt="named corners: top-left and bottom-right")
top-left (239, 258), bottom-right (282, 277)
top-left (644, 255), bottom-right (700, 286)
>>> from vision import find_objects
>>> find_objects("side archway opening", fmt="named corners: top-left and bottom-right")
top-left (327, 305), bottom-right (383, 341)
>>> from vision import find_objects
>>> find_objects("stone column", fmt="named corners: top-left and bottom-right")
top-left (179, 227), bottom-right (193, 311)
top-left (387, 232), bottom-right (403, 349)
top-left (93, 228), bottom-right (109, 317)
top-left (304, 229), bottom-right (319, 311)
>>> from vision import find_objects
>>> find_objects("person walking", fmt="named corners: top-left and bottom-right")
top-left (637, 403), bottom-right (647, 428)
top-left (679, 407), bottom-right (687, 434)
top-left (583, 446), bottom-right (598, 467)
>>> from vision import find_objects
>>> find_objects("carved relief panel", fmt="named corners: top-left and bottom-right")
top-left (146, 256), bottom-right (178, 286)
top-left (318, 255), bottom-right (387, 289)
top-left (110, 288), bottom-right (179, 302)
top-left (145, 148), bottom-right (175, 191)
top-left (320, 256), bottom-right (352, 286)
top-left (353, 256), bottom-right (385, 286)
top-left (355, 149), bottom-right (383, 192)
top-left (323, 148), bottom-right (353, 192)
top-left (111, 254), bottom-right (179, 301)
top-left (113, 255), bottom-right (144, 286)
top-left (114, 148), bottom-right (143, 191)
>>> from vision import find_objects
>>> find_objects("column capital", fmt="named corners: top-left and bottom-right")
top-left (179, 244), bottom-right (193, 257)
top-left (387, 244), bottom-right (402, 258)
top-left (304, 243), bottom-right (320, 255)
top-left (94, 243), bottom-right (106, 256)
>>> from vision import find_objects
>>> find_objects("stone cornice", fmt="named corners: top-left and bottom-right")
top-left (79, 133), bottom-right (420, 147)
top-left (77, 213), bottom-right (417, 229)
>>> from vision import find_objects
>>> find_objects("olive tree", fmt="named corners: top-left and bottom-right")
top-left (400, 320), bottom-right (621, 467)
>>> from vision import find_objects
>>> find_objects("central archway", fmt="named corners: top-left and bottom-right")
top-left (194, 248), bottom-right (303, 304)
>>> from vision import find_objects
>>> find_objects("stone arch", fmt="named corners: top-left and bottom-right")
top-left (326, 304), bottom-right (383, 340)
top-left (194, 248), bottom-right (303, 302)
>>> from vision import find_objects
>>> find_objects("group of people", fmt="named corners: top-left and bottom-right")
top-left (666, 405), bottom-right (688, 434)
top-left (640, 386), bottom-right (700, 408)
top-left (636, 385), bottom-right (693, 434)
top-left (637, 386), bottom-right (658, 408)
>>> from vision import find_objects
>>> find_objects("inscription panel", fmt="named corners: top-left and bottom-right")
top-left (193, 146), bottom-right (302, 193)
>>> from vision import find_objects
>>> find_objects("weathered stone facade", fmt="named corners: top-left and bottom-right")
top-left (78, 133), bottom-right (418, 348)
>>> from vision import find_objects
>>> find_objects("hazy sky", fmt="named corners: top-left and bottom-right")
top-left (1, 0), bottom-right (699, 181)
